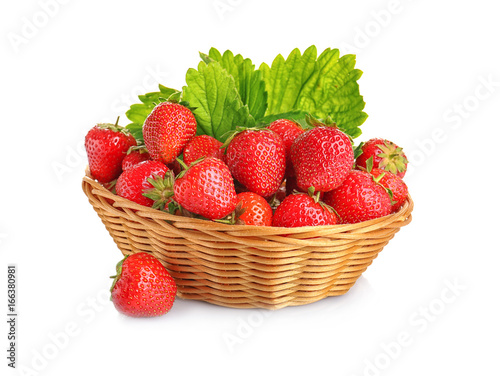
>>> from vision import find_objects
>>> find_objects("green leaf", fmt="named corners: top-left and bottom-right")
top-left (125, 85), bottom-right (180, 141)
top-left (260, 45), bottom-right (367, 138)
top-left (260, 45), bottom-right (318, 115)
top-left (125, 122), bottom-right (143, 141)
top-left (124, 46), bottom-right (368, 143)
top-left (257, 110), bottom-right (309, 125)
top-left (182, 61), bottom-right (254, 142)
top-left (201, 48), bottom-right (268, 121)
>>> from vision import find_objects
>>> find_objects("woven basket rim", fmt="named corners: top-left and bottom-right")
top-left (83, 167), bottom-right (414, 235)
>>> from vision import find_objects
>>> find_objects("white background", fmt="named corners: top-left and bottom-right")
top-left (1, 0), bottom-right (499, 375)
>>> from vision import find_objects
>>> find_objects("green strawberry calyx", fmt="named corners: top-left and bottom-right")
top-left (376, 140), bottom-right (408, 176)
top-left (126, 144), bottom-right (148, 155)
top-left (109, 255), bottom-right (128, 296)
top-left (372, 174), bottom-right (396, 206)
top-left (154, 92), bottom-right (197, 113)
top-left (96, 116), bottom-right (132, 136)
top-left (214, 202), bottom-right (246, 225)
top-left (174, 156), bottom-right (206, 180)
top-left (305, 114), bottom-right (354, 145)
top-left (307, 186), bottom-right (322, 203)
top-left (305, 114), bottom-right (337, 129)
top-left (362, 160), bottom-right (398, 206)
top-left (220, 126), bottom-right (270, 149)
top-left (302, 186), bottom-right (339, 217)
top-left (143, 171), bottom-right (175, 210)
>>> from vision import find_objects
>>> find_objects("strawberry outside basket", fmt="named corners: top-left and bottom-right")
top-left (82, 167), bottom-right (414, 310)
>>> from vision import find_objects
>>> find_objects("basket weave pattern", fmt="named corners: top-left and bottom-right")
top-left (83, 169), bottom-right (413, 310)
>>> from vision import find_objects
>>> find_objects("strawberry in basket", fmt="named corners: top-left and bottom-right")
top-left (323, 170), bottom-right (392, 224)
top-left (116, 160), bottom-right (174, 209)
top-left (367, 167), bottom-right (408, 213)
top-left (183, 135), bottom-right (224, 166)
top-left (143, 101), bottom-right (197, 165)
top-left (225, 129), bottom-right (286, 198)
top-left (121, 145), bottom-right (151, 171)
top-left (174, 157), bottom-right (237, 220)
top-left (267, 119), bottom-right (305, 177)
top-left (355, 138), bottom-right (408, 178)
top-left (235, 192), bottom-right (273, 226)
top-left (85, 120), bottom-right (137, 184)
top-left (290, 116), bottom-right (354, 193)
top-left (272, 188), bottom-right (338, 227)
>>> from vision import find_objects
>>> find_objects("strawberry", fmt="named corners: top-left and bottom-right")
top-left (355, 138), bottom-right (408, 178)
top-left (85, 121), bottom-right (137, 183)
top-left (143, 102), bottom-right (197, 165)
top-left (122, 146), bottom-right (151, 171)
top-left (291, 120), bottom-right (354, 192)
top-left (183, 135), bottom-right (224, 166)
top-left (115, 160), bottom-right (173, 209)
top-left (267, 119), bottom-right (304, 177)
top-left (236, 192), bottom-right (273, 226)
top-left (110, 252), bottom-right (177, 317)
top-left (225, 129), bottom-right (286, 197)
top-left (174, 157), bottom-right (237, 220)
top-left (323, 170), bottom-right (392, 224)
top-left (368, 167), bottom-right (408, 213)
top-left (272, 191), bottom-right (338, 228)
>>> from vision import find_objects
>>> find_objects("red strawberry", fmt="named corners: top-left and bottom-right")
top-left (110, 252), bottom-right (177, 317)
top-left (291, 123), bottom-right (354, 192)
top-left (85, 122), bottom-right (137, 183)
top-left (225, 129), bottom-right (286, 197)
top-left (122, 146), bottom-right (151, 171)
top-left (143, 102), bottom-right (197, 165)
top-left (368, 168), bottom-right (408, 212)
top-left (183, 135), bottom-right (224, 166)
top-left (116, 160), bottom-right (173, 209)
top-left (174, 157), bottom-right (237, 220)
top-left (272, 192), bottom-right (337, 228)
top-left (323, 170), bottom-right (392, 224)
top-left (267, 119), bottom-right (304, 177)
top-left (236, 192), bottom-right (273, 226)
top-left (355, 138), bottom-right (408, 178)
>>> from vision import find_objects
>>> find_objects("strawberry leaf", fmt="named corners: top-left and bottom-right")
top-left (123, 46), bottom-right (368, 143)
top-left (201, 48), bottom-right (267, 121)
top-left (182, 61), bottom-right (255, 142)
top-left (260, 45), bottom-right (367, 138)
top-left (260, 46), bottom-right (318, 116)
top-left (257, 110), bottom-right (310, 125)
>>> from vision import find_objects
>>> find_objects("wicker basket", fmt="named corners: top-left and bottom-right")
top-left (82, 168), bottom-right (413, 310)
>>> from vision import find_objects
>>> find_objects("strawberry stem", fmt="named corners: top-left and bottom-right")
top-left (176, 157), bottom-right (188, 170)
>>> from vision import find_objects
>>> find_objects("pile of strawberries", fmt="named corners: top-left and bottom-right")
top-left (85, 101), bottom-right (409, 228)
top-left (85, 101), bottom-right (410, 317)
